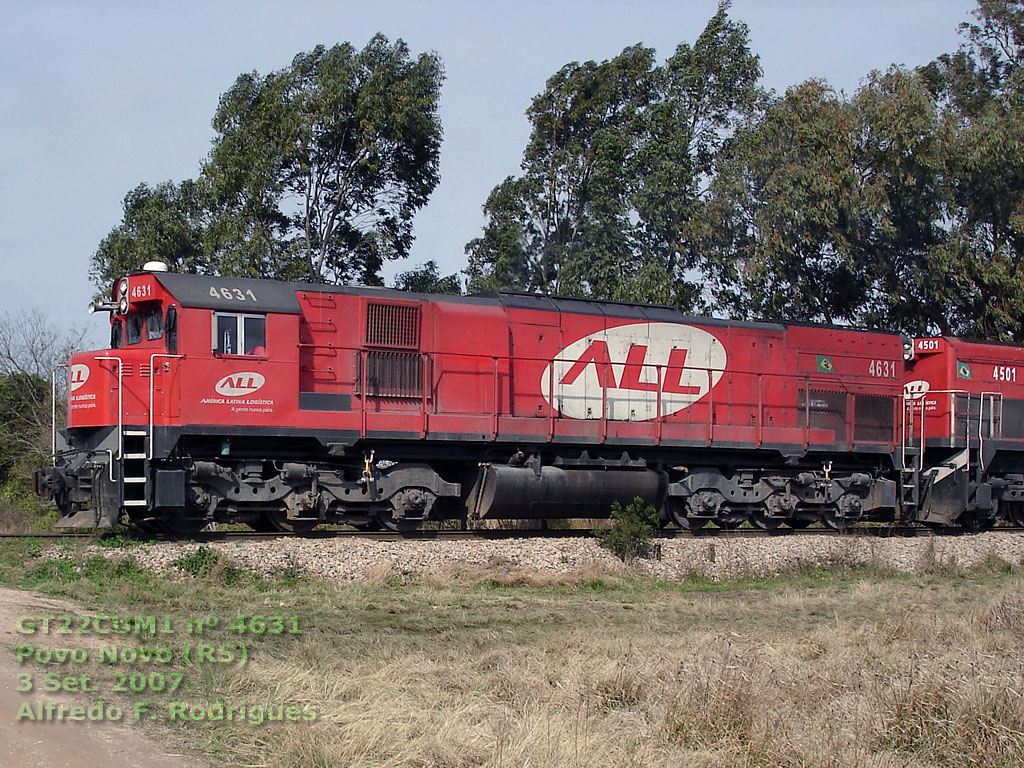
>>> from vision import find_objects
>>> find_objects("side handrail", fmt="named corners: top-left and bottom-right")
top-left (149, 354), bottom-right (184, 459)
top-left (95, 356), bottom-right (124, 459)
top-left (341, 343), bottom-right (906, 449)
top-left (902, 391), bottom-right (926, 472)
top-left (50, 364), bottom-right (67, 463)
top-left (977, 391), bottom-right (1003, 474)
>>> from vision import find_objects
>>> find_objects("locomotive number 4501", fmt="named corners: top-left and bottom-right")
top-left (994, 365), bottom-right (1018, 382)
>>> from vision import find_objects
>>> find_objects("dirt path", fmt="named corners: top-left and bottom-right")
top-left (0, 587), bottom-right (206, 768)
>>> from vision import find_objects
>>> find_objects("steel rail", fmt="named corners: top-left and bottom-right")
top-left (2, 525), bottom-right (1022, 541)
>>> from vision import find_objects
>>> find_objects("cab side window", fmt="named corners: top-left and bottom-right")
top-left (126, 314), bottom-right (143, 345)
top-left (145, 306), bottom-right (163, 341)
top-left (213, 313), bottom-right (266, 356)
top-left (111, 320), bottom-right (123, 350)
top-left (165, 306), bottom-right (178, 354)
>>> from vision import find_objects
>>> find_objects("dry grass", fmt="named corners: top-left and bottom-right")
top-left (3, 540), bottom-right (1022, 768)
top-left (164, 571), bottom-right (1024, 768)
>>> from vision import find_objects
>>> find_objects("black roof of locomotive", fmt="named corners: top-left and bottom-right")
top-left (151, 271), bottom-right (811, 334)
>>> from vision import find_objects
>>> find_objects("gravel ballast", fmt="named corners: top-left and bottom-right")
top-left (61, 532), bottom-right (1024, 583)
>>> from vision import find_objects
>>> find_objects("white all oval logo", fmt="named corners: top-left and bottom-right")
top-left (904, 380), bottom-right (930, 400)
top-left (540, 322), bottom-right (727, 421)
top-left (215, 372), bottom-right (265, 397)
top-left (69, 364), bottom-right (90, 392)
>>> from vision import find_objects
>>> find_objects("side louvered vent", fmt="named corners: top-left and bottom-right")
top-left (360, 302), bottom-right (423, 398)
top-left (356, 351), bottom-right (424, 399)
top-left (366, 303), bottom-right (420, 349)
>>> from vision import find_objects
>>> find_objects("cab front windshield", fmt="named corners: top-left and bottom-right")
top-left (110, 305), bottom-right (174, 351)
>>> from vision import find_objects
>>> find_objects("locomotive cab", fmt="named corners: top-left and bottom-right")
top-left (37, 264), bottom-right (185, 527)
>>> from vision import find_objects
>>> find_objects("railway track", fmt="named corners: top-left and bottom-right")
top-left (2, 525), bottom-right (1022, 542)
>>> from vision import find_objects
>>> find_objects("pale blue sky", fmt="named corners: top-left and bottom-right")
top-left (0, 0), bottom-right (977, 340)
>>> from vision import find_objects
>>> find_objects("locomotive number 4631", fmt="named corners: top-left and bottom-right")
top-left (868, 360), bottom-right (897, 378)
top-left (209, 286), bottom-right (258, 302)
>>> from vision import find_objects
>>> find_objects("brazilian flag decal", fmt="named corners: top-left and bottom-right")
top-left (957, 361), bottom-right (973, 379)
top-left (816, 355), bottom-right (835, 374)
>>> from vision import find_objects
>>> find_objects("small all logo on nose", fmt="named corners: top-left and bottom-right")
top-left (215, 372), bottom-right (266, 397)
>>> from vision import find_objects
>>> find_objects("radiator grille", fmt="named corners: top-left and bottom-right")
top-left (366, 303), bottom-right (420, 349)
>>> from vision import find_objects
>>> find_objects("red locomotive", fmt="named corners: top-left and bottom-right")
top-left (34, 264), bottom-right (1023, 532)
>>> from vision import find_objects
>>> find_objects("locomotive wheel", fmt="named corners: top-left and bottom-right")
top-left (374, 511), bottom-right (422, 533)
top-left (748, 508), bottom-right (785, 530)
top-left (666, 500), bottom-right (709, 530)
top-left (667, 497), bottom-right (713, 530)
top-left (820, 511), bottom-right (851, 531)
top-left (264, 509), bottom-right (319, 534)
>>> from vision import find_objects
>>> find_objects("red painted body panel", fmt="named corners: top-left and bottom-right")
top-left (66, 273), bottom-right (907, 455)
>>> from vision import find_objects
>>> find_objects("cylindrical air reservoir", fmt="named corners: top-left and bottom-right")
top-left (470, 464), bottom-right (667, 519)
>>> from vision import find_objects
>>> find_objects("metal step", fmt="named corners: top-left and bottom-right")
top-left (123, 477), bottom-right (147, 484)
top-left (123, 500), bottom-right (148, 507)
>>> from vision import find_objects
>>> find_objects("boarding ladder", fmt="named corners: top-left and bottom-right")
top-left (900, 392), bottom-right (927, 520)
top-left (121, 429), bottom-right (149, 508)
top-left (93, 354), bottom-right (182, 510)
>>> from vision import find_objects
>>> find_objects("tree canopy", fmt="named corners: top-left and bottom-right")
top-left (465, 2), bottom-right (762, 310)
top-left (91, 35), bottom-right (444, 291)
top-left (701, 0), bottom-right (1024, 339)
top-left (467, 0), bottom-right (1024, 342)
top-left (89, 3), bottom-right (1024, 342)
top-left (392, 260), bottom-right (462, 294)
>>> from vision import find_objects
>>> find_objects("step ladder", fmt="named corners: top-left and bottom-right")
top-left (121, 429), bottom-right (149, 508)
top-left (899, 445), bottom-right (921, 522)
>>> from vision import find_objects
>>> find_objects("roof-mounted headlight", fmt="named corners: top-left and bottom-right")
top-left (118, 296), bottom-right (129, 315)
top-left (118, 278), bottom-right (130, 300)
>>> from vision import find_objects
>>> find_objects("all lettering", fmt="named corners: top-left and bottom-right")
top-left (559, 341), bottom-right (701, 394)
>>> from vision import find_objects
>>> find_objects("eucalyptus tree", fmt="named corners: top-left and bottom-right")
top-left (704, 0), bottom-right (1024, 341)
top-left (205, 35), bottom-right (444, 285)
top-left (92, 35), bottom-right (444, 290)
top-left (466, 1), bottom-right (763, 310)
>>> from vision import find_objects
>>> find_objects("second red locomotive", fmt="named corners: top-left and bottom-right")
top-left (35, 264), bottom-right (1024, 532)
